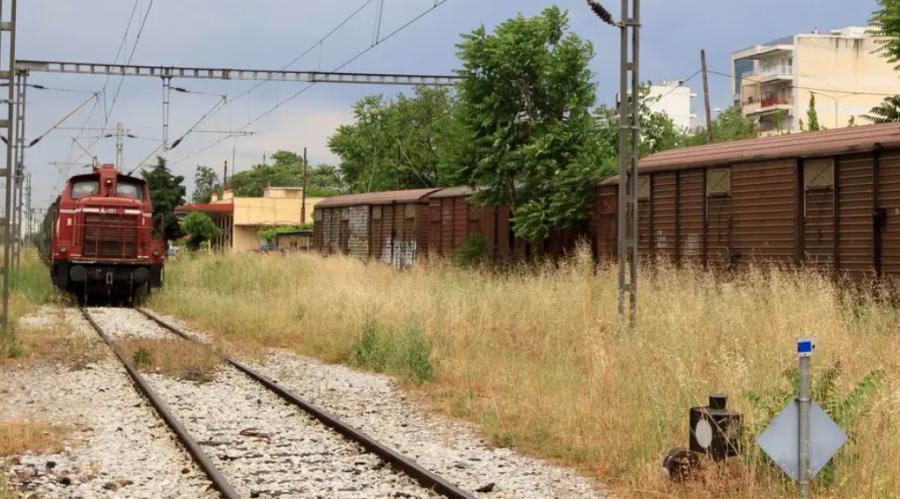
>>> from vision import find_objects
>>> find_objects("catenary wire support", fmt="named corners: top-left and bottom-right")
top-left (161, 75), bottom-right (171, 150)
top-left (1, 0), bottom-right (18, 336)
top-left (618, 0), bottom-right (641, 326)
top-left (587, 0), bottom-right (640, 326)
top-left (12, 68), bottom-right (26, 272)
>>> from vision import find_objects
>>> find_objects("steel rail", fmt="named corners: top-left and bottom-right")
top-left (136, 308), bottom-right (478, 499)
top-left (80, 308), bottom-right (240, 499)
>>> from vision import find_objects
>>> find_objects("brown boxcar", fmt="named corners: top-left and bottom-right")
top-left (313, 188), bottom-right (443, 269)
top-left (427, 186), bottom-right (594, 263)
top-left (596, 122), bottom-right (900, 279)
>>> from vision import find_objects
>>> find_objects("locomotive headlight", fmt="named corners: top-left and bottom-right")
top-left (59, 245), bottom-right (68, 254)
top-left (152, 248), bottom-right (161, 257)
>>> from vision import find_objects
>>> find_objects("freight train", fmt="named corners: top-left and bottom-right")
top-left (38, 163), bottom-right (166, 303)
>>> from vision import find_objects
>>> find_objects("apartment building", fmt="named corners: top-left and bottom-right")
top-left (617, 80), bottom-right (697, 130)
top-left (731, 26), bottom-right (897, 136)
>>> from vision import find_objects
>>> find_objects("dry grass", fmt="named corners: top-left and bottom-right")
top-left (0, 422), bottom-right (69, 457)
top-left (118, 339), bottom-right (223, 382)
top-left (149, 249), bottom-right (900, 497)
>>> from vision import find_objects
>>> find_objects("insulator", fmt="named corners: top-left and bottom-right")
top-left (586, 0), bottom-right (615, 26)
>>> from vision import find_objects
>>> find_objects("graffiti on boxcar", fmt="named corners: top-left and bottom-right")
top-left (684, 234), bottom-right (700, 256)
top-left (381, 239), bottom-right (417, 270)
top-left (655, 230), bottom-right (668, 251)
top-left (348, 205), bottom-right (369, 257)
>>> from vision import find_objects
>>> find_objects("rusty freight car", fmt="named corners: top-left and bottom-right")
top-left (313, 188), bottom-right (443, 269)
top-left (596, 122), bottom-right (900, 279)
top-left (427, 186), bottom-right (594, 263)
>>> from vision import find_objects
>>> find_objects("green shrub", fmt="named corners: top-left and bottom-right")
top-left (452, 233), bottom-right (489, 268)
top-left (350, 320), bottom-right (434, 384)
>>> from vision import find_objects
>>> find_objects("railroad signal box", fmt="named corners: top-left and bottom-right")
top-left (689, 394), bottom-right (743, 461)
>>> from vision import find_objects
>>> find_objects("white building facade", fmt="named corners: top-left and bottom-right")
top-left (731, 26), bottom-right (897, 136)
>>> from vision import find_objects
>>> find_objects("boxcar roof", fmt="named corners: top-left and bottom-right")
top-left (428, 186), bottom-right (481, 198)
top-left (601, 121), bottom-right (900, 185)
top-left (315, 188), bottom-right (445, 208)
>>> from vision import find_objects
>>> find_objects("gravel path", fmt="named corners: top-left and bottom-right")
top-left (146, 310), bottom-right (610, 499)
top-left (88, 307), bottom-right (445, 498)
top-left (0, 308), bottom-right (218, 499)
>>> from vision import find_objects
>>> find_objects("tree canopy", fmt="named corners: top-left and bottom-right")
top-left (192, 165), bottom-right (219, 204)
top-left (227, 151), bottom-right (345, 197)
top-left (182, 212), bottom-right (220, 250)
top-left (328, 87), bottom-right (460, 192)
top-left (141, 156), bottom-right (186, 242)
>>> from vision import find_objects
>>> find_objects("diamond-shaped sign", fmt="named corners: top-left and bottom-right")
top-left (757, 398), bottom-right (848, 481)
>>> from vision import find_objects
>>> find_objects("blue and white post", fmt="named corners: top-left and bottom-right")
top-left (797, 337), bottom-right (816, 499)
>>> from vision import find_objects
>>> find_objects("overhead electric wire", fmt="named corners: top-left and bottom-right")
top-left (706, 69), bottom-right (898, 97)
top-left (172, 0), bottom-right (451, 167)
top-left (192, 0), bottom-right (377, 131)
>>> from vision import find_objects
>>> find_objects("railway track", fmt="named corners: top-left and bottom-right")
top-left (80, 307), bottom-right (477, 499)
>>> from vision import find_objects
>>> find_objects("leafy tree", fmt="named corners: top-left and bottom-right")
top-left (192, 165), bottom-right (219, 204)
top-left (805, 94), bottom-right (821, 132)
top-left (141, 156), bottom-right (186, 242)
top-left (182, 212), bottom-right (220, 250)
top-left (679, 105), bottom-right (759, 145)
top-left (329, 87), bottom-right (459, 192)
top-left (228, 151), bottom-right (345, 197)
top-left (450, 6), bottom-right (604, 243)
top-left (870, 0), bottom-right (900, 71)
top-left (863, 95), bottom-right (900, 123)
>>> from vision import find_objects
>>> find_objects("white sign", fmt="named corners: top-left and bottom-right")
top-left (757, 398), bottom-right (847, 482)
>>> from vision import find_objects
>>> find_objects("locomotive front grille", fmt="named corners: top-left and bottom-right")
top-left (82, 213), bottom-right (140, 259)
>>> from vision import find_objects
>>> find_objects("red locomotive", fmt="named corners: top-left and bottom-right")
top-left (38, 163), bottom-right (166, 302)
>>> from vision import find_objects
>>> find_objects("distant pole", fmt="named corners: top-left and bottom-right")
top-left (396, 138), bottom-right (401, 190)
top-left (301, 147), bottom-right (308, 224)
top-left (701, 49), bottom-right (714, 143)
top-left (223, 160), bottom-right (228, 192)
top-left (232, 144), bottom-right (236, 178)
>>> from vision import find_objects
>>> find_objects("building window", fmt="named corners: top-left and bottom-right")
top-left (637, 176), bottom-right (650, 200)
top-left (707, 168), bottom-right (731, 196)
top-left (805, 158), bottom-right (835, 190)
top-left (372, 206), bottom-right (383, 220)
top-left (404, 204), bottom-right (416, 220)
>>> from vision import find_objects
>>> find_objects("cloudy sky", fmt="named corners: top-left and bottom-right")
top-left (15, 0), bottom-right (877, 210)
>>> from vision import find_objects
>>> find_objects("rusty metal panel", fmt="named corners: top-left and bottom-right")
top-left (452, 197), bottom-right (468, 248)
top-left (416, 204), bottom-right (430, 259)
top-left (838, 153), bottom-right (875, 278)
top-left (730, 160), bottom-right (797, 265)
top-left (637, 197), bottom-right (651, 261)
top-left (706, 195), bottom-right (732, 268)
top-left (652, 173), bottom-right (677, 263)
top-left (596, 185), bottom-right (617, 261)
top-left (428, 200), bottom-right (442, 256)
top-left (878, 150), bottom-right (900, 276)
top-left (804, 159), bottom-right (836, 270)
top-left (347, 205), bottom-right (369, 259)
top-left (323, 207), bottom-right (341, 255)
top-left (678, 170), bottom-right (704, 265)
top-left (440, 198), bottom-right (454, 254)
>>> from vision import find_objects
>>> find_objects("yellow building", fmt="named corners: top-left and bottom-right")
top-left (731, 26), bottom-right (896, 136)
top-left (176, 187), bottom-right (325, 251)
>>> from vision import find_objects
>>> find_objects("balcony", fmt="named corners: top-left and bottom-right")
top-left (742, 65), bottom-right (794, 83)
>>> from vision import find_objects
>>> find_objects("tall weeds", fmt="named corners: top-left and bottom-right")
top-left (150, 249), bottom-right (900, 497)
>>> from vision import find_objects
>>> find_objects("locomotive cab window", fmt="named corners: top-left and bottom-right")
top-left (70, 180), bottom-right (99, 199)
top-left (116, 180), bottom-right (144, 200)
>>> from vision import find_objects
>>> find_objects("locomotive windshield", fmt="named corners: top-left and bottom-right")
top-left (116, 180), bottom-right (144, 200)
top-left (70, 180), bottom-right (99, 199)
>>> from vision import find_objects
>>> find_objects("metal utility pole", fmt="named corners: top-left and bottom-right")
top-left (701, 49), bottom-right (714, 144)
top-left (161, 76), bottom-right (172, 150)
top-left (12, 69), bottom-right (26, 272)
top-left (115, 122), bottom-right (126, 170)
top-left (1, 0), bottom-right (18, 336)
top-left (301, 147), bottom-right (307, 225)
top-left (223, 160), bottom-right (228, 188)
top-left (24, 172), bottom-right (30, 243)
top-left (588, 0), bottom-right (641, 325)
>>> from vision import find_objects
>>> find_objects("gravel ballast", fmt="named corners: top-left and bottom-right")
top-left (88, 308), bottom-right (445, 498)
top-left (0, 308), bottom-right (217, 499)
top-left (145, 310), bottom-right (609, 499)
